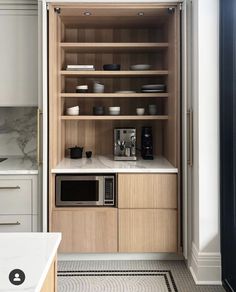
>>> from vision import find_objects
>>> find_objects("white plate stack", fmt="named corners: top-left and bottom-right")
top-left (141, 84), bottom-right (166, 93)
top-left (66, 65), bottom-right (95, 71)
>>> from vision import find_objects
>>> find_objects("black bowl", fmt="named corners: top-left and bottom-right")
top-left (103, 64), bottom-right (120, 71)
top-left (93, 106), bottom-right (105, 115)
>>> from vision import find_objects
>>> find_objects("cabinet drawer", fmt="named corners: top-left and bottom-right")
top-left (52, 208), bottom-right (118, 253)
top-left (119, 209), bottom-right (177, 252)
top-left (0, 178), bottom-right (32, 214)
top-left (118, 174), bottom-right (177, 209)
top-left (0, 215), bottom-right (32, 232)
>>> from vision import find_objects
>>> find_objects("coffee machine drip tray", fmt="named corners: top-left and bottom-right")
top-left (114, 156), bottom-right (137, 161)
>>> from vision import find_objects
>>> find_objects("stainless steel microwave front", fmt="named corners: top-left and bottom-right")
top-left (55, 175), bottom-right (114, 207)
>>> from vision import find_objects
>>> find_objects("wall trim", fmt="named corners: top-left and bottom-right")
top-left (190, 242), bottom-right (222, 285)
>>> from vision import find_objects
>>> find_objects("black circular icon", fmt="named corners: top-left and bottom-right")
top-left (9, 269), bottom-right (25, 286)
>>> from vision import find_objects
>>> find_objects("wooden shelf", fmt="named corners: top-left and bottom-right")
top-left (60, 70), bottom-right (168, 77)
top-left (60, 42), bottom-right (169, 52)
top-left (60, 93), bottom-right (169, 98)
top-left (61, 115), bottom-right (168, 121)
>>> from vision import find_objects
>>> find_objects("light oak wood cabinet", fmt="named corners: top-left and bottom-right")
top-left (118, 173), bottom-right (177, 209)
top-left (48, 3), bottom-right (180, 253)
top-left (119, 209), bottom-right (177, 252)
top-left (41, 257), bottom-right (57, 292)
top-left (52, 208), bottom-right (117, 253)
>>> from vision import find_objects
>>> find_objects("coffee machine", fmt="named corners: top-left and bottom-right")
top-left (141, 126), bottom-right (153, 160)
top-left (114, 128), bottom-right (137, 161)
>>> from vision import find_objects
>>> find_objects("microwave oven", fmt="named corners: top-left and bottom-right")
top-left (56, 174), bottom-right (115, 207)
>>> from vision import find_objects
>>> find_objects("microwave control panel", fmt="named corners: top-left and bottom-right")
top-left (104, 177), bottom-right (115, 205)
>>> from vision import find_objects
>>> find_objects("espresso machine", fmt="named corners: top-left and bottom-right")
top-left (114, 128), bottom-right (137, 161)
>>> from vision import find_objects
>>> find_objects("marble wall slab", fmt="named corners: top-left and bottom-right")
top-left (0, 107), bottom-right (37, 159)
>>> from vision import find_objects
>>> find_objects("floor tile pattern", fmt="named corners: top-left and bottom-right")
top-left (58, 260), bottom-right (225, 292)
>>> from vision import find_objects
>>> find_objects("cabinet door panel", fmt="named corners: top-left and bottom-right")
top-left (118, 174), bottom-right (177, 209)
top-left (0, 13), bottom-right (37, 106)
top-left (119, 209), bottom-right (177, 252)
top-left (52, 208), bottom-right (117, 253)
top-left (0, 179), bottom-right (32, 214)
top-left (0, 215), bottom-right (32, 232)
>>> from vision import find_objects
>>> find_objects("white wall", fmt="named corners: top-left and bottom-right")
top-left (190, 0), bottom-right (221, 284)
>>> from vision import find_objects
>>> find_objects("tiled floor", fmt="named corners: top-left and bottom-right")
top-left (58, 260), bottom-right (225, 292)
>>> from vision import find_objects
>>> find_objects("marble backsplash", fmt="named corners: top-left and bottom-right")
top-left (0, 107), bottom-right (37, 160)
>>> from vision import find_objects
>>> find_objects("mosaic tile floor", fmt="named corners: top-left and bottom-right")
top-left (58, 260), bottom-right (225, 292)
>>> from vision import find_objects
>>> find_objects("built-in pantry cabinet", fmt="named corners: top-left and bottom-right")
top-left (49, 3), bottom-right (180, 253)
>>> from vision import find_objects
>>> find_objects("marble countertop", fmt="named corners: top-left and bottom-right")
top-left (0, 156), bottom-right (38, 175)
top-left (52, 155), bottom-right (178, 173)
top-left (0, 233), bottom-right (61, 292)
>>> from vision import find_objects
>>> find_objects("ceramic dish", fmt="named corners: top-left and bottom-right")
top-left (141, 89), bottom-right (165, 93)
top-left (67, 110), bottom-right (79, 116)
top-left (103, 64), bottom-right (120, 71)
top-left (130, 64), bottom-right (151, 70)
top-left (93, 82), bottom-right (104, 93)
top-left (76, 85), bottom-right (88, 93)
top-left (141, 84), bottom-right (166, 90)
top-left (115, 90), bottom-right (136, 94)
top-left (136, 108), bottom-right (145, 115)
top-left (66, 106), bottom-right (79, 116)
top-left (108, 106), bottom-right (120, 115)
top-left (93, 106), bottom-right (105, 115)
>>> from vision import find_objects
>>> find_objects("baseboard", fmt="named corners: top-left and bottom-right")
top-left (59, 253), bottom-right (184, 261)
top-left (189, 242), bottom-right (222, 285)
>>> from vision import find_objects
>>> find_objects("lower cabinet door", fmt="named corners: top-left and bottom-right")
top-left (119, 209), bottom-right (177, 252)
top-left (0, 215), bottom-right (32, 232)
top-left (52, 208), bottom-right (118, 253)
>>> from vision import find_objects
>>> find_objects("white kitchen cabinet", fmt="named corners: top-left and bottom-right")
top-left (0, 175), bottom-right (39, 232)
top-left (0, 3), bottom-right (38, 106)
top-left (0, 215), bottom-right (32, 232)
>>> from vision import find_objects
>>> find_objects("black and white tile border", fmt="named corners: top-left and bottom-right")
top-left (58, 269), bottom-right (178, 292)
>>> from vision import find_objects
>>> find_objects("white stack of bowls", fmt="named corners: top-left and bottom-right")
top-left (108, 106), bottom-right (120, 115)
top-left (136, 108), bottom-right (145, 115)
top-left (66, 106), bottom-right (79, 116)
top-left (93, 82), bottom-right (105, 93)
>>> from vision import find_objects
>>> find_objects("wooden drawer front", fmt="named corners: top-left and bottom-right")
top-left (119, 209), bottom-right (177, 252)
top-left (118, 174), bottom-right (177, 209)
top-left (0, 215), bottom-right (32, 232)
top-left (0, 179), bottom-right (32, 214)
top-left (52, 208), bottom-right (118, 253)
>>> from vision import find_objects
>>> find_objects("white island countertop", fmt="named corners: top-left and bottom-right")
top-left (0, 156), bottom-right (38, 175)
top-left (0, 233), bottom-right (61, 292)
top-left (52, 155), bottom-right (178, 173)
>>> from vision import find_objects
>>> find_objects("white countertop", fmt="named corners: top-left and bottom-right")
top-left (52, 155), bottom-right (178, 173)
top-left (0, 233), bottom-right (61, 292)
top-left (0, 157), bottom-right (38, 175)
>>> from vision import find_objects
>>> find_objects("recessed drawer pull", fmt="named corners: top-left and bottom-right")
top-left (0, 186), bottom-right (20, 190)
top-left (0, 221), bottom-right (21, 226)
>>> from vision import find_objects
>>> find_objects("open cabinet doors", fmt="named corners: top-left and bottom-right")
top-left (180, 0), bottom-right (192, 261)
